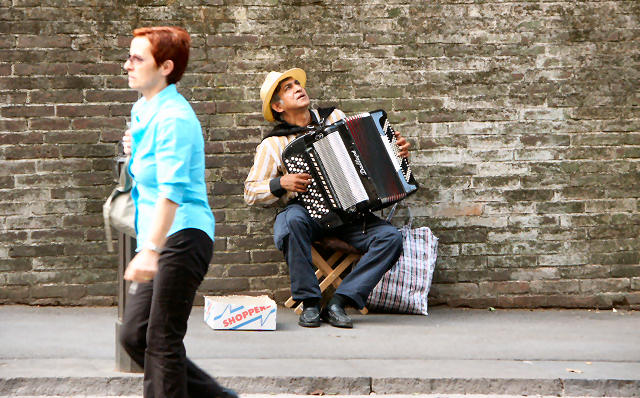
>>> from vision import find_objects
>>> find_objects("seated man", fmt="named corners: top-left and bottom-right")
top-left (244, 68), bottom-right (410, 328)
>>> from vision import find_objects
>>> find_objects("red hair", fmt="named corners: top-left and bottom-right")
top-left (133, 26), bottom-right (190, 85)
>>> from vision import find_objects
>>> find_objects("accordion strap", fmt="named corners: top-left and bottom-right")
top-left (315, 106), bottom-right (336, 125)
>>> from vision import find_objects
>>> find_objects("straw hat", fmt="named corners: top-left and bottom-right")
top-left (260, 68), bottom-right (306, 122)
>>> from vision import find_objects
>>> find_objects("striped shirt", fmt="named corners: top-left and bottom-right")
top-left (244, 108), bottom-right (346, 207)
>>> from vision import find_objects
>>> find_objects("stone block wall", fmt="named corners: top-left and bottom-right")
top-left (0, 0), bottom-right (638, 308)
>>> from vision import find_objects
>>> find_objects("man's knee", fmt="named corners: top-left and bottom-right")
top-left (284, 205), bottom-right (312, 229)
top-left (374, 225), bottom-right (403, 248)
top-left (379, 228), bottom-right (403, 261)
top-left (388, 228), bottom-right (403, 250)
top-left (275, 205), bottom-right (311, 250)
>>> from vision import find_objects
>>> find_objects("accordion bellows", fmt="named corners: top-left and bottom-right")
top-left (283, 110), bottom-right (418, 229)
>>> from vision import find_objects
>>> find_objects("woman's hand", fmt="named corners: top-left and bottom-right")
top-left (123, 128), bottom-right (132, 155)
top-left (124, 249), bottom-right (159, 283)
top-left (124, 198), bottom-right (177, 283)
top-left (280, 173), bottom-right (312, 193)
top-left (394, 130), bottom-right (410, 158)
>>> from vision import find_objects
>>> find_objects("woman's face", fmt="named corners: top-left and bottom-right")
top-left (124, 36), bottom-right (167, 98)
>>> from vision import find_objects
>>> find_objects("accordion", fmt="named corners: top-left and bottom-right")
top-left (282, 109), bottom-right (418, 230)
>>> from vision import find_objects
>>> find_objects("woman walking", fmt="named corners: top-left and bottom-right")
top-left (118, 26), bottom-right (236, 398)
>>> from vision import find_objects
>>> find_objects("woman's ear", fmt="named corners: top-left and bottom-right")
top-left (160, 59), bottom-right (174, 78)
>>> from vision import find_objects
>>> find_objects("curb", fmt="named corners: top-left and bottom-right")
top-left (2, 376), bottom-right (639, 397)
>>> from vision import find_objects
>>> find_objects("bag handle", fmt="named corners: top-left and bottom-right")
top-left (385, 203), bottom-right (399, 223)
top-left (103, 194), bottom-right (115, 252)
top-left (118, 156), bottom-right (132, 191)
top-left (104, 156), bottom-right (132, 252)
top-left (385, 201), bottom-right (414, 229)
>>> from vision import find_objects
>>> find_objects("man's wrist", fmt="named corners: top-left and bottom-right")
top-left (143, 241), bottom-right (163, 254)
top-left (270, 176), bottom-right (287, 197)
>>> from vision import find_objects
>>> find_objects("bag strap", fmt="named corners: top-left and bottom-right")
top-left (118, 157), bottom-right (132, 191)
top-left (104, 156), bottom-right (132, 252)
top-left (385, 202), bottom-right (399, 223)
top-left (385, 201), bottom-right (414, 229)
top-left (103, 191), bottom-right (116, 252)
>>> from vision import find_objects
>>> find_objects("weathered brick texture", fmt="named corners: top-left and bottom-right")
top-left (0, 1), bottom-right (638, 309)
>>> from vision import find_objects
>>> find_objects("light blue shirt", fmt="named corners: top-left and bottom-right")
top-left (128, 84), bottom-right (215, 250)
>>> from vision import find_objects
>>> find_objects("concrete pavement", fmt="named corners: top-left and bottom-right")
top-left (3, 395), bottom-right (636, 398)
top-left (0, 305), bottom-right (638, 396)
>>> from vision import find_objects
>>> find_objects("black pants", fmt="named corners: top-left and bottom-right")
top-left (118, 228), bottom-right (224, 398)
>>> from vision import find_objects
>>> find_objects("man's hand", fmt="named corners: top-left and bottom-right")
top-left (124, 249), bottom-right (159, 283)
top-left (123, 128), bottom-right (132, 155)
top-left (280, 173), bottom-right (312, 193)
top-left (394, 130), bottom-right (410, 158)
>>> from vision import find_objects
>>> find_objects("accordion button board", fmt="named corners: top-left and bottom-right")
top-left (283, 154), bottom-right (332, 221)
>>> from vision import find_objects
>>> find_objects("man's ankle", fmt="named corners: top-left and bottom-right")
top-left (303, 298), bottom-right (320, 309)
top-left (328, 294), bottom-right (350, 309)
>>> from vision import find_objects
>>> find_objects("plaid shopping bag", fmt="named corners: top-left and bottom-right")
top-left (366, 209), bottom-right (438, 315)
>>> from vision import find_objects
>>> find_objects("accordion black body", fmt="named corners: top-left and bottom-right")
top-left (282, 109), bottom-right (418, 230)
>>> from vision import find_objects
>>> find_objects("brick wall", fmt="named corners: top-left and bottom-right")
top-left (1, 1), bottom-right (638, 308)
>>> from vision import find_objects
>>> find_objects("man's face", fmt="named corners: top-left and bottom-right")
top-left (271, 77), bottom-right (310, 115)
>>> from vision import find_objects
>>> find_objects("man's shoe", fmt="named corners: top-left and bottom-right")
top-left (298, 305), bottom-right (321, 327)
top-left (321, 303), bottom-right (353, 328)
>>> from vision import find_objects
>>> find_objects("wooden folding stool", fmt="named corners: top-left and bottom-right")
top-left (284, 237), bottom-right (368, 315)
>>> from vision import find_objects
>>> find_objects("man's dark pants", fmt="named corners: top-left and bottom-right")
top-left (118, 228), bottom-right (225, 398)
top-left (274, 203), bottom-right (403, 309)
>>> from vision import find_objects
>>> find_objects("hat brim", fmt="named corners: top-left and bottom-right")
top-left (262, 68), bottom-right (307, 122)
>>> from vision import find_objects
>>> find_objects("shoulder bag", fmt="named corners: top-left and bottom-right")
top-left (103, 157), bottom-right (136, 252)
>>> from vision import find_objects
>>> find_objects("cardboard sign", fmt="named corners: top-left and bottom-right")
top-left (204, 295), bottom-right (277, 331)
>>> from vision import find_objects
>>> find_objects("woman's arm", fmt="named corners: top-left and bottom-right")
top-left (123, 197), bottom-right (178, 283)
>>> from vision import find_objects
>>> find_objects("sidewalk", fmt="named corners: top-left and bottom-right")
top-left (0, 305), bottom-right (638, 396)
